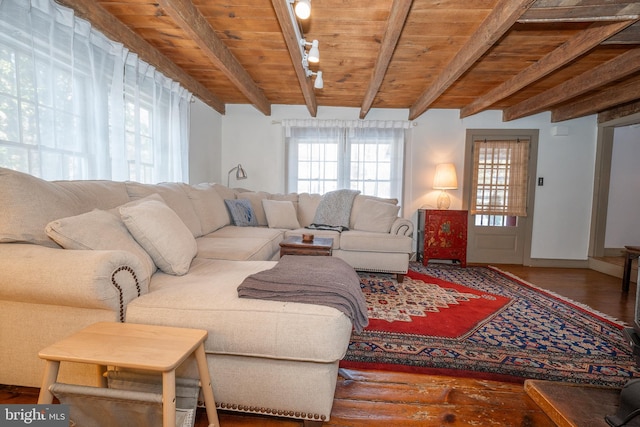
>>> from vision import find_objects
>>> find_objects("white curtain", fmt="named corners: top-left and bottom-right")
top-left (0, 0), bottom-right (191, 183)
top-left (282, 119), bottom-right (410, 201)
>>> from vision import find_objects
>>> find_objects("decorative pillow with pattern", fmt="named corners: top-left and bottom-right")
top-left (224, 199), bottom-right (259, 227)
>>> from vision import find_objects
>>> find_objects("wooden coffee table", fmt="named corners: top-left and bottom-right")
top-left (37, 322), bottom-right (220, 427)
top-left (279, 235), bottom-right (333, 257)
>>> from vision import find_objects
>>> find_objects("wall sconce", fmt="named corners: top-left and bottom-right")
top-left (227, 163), bottom-right (247, 187)
top-left (294, 0), bottom-right (311, 19)
top-left (433, 163), bottom-right (458, 210)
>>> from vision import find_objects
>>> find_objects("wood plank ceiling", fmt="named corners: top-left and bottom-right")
top-left (60, 0), bottom-right (640, 122)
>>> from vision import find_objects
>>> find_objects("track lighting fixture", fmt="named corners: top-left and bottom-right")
top-left (301, 39), bottom-right (319, 63)
top-left (294, 0), bottom-right (311, 19)
top-left (287, 0), bottom-right (323, 90)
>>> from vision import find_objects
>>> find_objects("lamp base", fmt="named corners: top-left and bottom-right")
top-left (437, 191), bottom-right (451, 210)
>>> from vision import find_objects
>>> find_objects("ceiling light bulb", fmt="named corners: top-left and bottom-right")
top-left (295, 0), bottom-right (311, 19)
top-left (314, 71), bottom-right (323, 89)
top-left (308, 40), bottom-right (319, 63)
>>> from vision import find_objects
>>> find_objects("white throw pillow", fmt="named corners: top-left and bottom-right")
top-left (45, 209), bottom-right (156, 279)
top-left (120, 198), bottom-right (197, 276)
top-left (353, 199), bottom-right (401, 233)
top-left (262, 200), bottom-right (301, 229)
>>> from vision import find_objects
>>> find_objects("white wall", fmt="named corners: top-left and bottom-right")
top-left (191, 103), bottom-right (599, 261)
top-left (188, 98), bottom-right (222, 184)
top-left (605, 125), bottom-right (640, 247)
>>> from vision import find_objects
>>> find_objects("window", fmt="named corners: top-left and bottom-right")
top-left (283, 120), bottom-right (409, 202)
top-left (0, 0), bottom-right (191, 183)
top-left (471, 138), bottom-right (530, 226)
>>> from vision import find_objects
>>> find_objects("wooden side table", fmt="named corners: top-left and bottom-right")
top-left (37, 322), bottom-right (220, 427)
top-left (420, 209), bottom-right (468, 267)
top-left (279, 235), bottom-right (333, 257)
top-left (622, 245), bottom-right (640, 292)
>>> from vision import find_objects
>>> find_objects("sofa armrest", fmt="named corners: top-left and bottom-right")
top-left (0, 244), bottom-right (149, 321)
top-left (390, 218), bottom-right (413, 237)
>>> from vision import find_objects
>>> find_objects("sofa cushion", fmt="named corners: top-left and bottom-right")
top-left (297, 193), bottom-right (322, 227)
top-left (224, 199), bottom-right (259, 227)
top-left (185, 183), bottom-right (230, 234)
top-left (125, 259), bottom-right (353, 363)
top-left (262, 200), bottom-right (300, 229)
top-left (125, 182), bottom-right (203, 237)
top-left (45, 209), bottom-right (156, 279)
top-left (120, 197), bottom-right (197, 276)
top-left (237, 191), bottom-right (270, 226)
top-left (199, 225), bottom-right (284, 260)
top-left (340, 230), bottom-right (412, 253)
top-left (0, 168), bottom-right (129, 247)
top-left (350, 194), bottom-right (398, 229)
top-left (352, 199), bottom-right (401, 233)
top-left (213, 184), bottom-right (237, 201)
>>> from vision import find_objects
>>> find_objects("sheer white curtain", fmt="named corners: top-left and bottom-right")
top-left (283, 119), bottom-right (409, 201)
top-left (0, 0), bottom-right (191, 182)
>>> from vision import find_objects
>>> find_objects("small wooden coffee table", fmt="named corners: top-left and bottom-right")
top-left (279, 235), bottom-right (333, 257)
top-left (37, 322), bottom-right (220, 427)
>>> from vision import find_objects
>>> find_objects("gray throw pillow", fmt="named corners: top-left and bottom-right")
top-left (224, 199), bottom-right (258, 227)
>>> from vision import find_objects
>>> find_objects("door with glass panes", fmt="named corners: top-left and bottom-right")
top-left (463, 129), bottom-right (538, 265)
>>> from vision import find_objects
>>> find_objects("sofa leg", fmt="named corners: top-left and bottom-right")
top-left (303, 420), bottom-right (324, 427)
top-left (397, 273), bottom-right (405, 283)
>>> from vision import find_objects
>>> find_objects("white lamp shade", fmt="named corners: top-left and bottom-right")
top-left (433, 163), bottom-right (458, 189)
top-left (308, 40), bottom-right (319, 63)
top-left (313, 71), bottom-right (323, 89)
top-left (295, 0), bottom-right (311, 19)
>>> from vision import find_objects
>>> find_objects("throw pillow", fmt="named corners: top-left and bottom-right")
top-left (262, 200), bottom-right (300, 229)
top-left (45, 209), bottom-right (156, 279)
top-left (119, 198), bottom-right (197, 276)
top-left (224, 199), bottom-right (259, 227)
top-left (353, 199), bottom-right (401, 233)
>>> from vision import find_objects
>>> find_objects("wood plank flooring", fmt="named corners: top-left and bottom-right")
top-left (1, 264), bottom-right (635, 426)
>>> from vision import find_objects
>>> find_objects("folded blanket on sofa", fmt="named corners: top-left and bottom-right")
top-left (307, 189), bottom-right (360, 232)
top-left (237, 255), bottom-right (368, 333)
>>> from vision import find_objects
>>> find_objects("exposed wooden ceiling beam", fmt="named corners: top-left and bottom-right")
top-left (359, 0), bottom-right (413, 120)
top-left (408, 0), bottom-right (536, 120)
top-left (598, 100), bottom-right (640, 124)
top-left (271, 0), bottom-right (317, 117)
top-left (521, 1), bottom-right (640, 23)
top-left (603, 21), bottom-right (640, 44)
top-left (459, 20), bottom-right (635, 119)
top-left (58, 0), bottom-right (225, 114)
top-left (158, 0), bottom-right (271, 116)
top-left (552, 76), bottom-right (640, 122)
top-left (503, 48), bottom-right (640, 121)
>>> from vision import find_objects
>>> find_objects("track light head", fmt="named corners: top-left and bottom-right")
top-left (307, 40), bottom-right (319, 63)
top-left (295, 0), bottom-right (311, 19)
top-left (313, 70), bottom-right (323, 89)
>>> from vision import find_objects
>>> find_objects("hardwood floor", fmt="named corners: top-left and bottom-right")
top-left (1, 265), bottom-right (635, 426)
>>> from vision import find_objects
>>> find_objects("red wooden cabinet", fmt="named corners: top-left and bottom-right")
top-left (420, 209), bottom-right (468, 267)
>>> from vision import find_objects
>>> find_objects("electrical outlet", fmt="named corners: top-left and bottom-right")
top-left (538, 177), bottom-right (544, 186)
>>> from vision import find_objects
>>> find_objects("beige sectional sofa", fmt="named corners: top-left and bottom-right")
top-left (0, 167), bottom-right (413, 425)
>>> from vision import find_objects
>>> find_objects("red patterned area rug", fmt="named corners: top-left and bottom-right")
top-left (340, 264), bottom-right (640, 387)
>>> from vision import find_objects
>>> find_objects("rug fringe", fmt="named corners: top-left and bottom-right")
top-left (488, 265), bottom-right (630, 327)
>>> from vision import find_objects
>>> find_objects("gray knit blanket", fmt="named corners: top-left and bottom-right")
top-left (307, 189), bottom-right (360, 232)
top-left (237, 255), bottom-right (369, 333)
